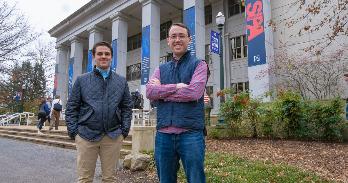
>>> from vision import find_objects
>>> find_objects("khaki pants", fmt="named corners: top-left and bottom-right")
top-left (75, 134), bottom-right (123, 183)
top-left (50, 110), bottom-right (60, 130)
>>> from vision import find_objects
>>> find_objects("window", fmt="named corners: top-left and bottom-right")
top-left (230, 81), bottom-right (249, 94)
top-left (230, 35), bottom-right (247, 60)
top-left (127, 33), bottom-right (142, 51)
top-left (205, 44), bottom-right (212, 64)
top-left (228, 0), bottom-right (245, 17)
top-left (126, 63), bottom-right (141, 81)
top-left (160, 21), bottom-right (172, 40)
top-left (159, 53), bottom-right (173, 64)
top-left (205, 5), bottom-right (212, 25)
top-left (206, 86), bottom-right (214, 108)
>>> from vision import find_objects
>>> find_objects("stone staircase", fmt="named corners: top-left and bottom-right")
top-left (0, 126), bottom-right (132, 159)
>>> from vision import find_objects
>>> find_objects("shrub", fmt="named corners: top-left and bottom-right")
top-left (220, 91), bottom-right (249, 126)
top-left (276, 91), bottom-right (304, 138)
top-left (218, 89), bottom-right (346, 142)
top-left (318, 98), bottom-right (344, 141)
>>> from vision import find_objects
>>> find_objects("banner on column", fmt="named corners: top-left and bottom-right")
top-left (87, 50), bottom-right (93, 72)
top-left (68, 58), bottom-right (74, 97)
top-left (184, 7), bottom-right (196, 57)
top-left (246, 0), bottom-right (272, 101)
top-left (112, 39), bottom-right (117, 72)
top-left (53, 64), bottom-right (58, 97)
top-left (246, 0), bottom-right (266, 67)
top-left (141, 25), bottom-right (150, 85)
top-left (210, 30), bottom-right (220, 54)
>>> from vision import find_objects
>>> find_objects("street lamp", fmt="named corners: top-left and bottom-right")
top-left (20, 84), bottom-right (26, 113)
top-left (216, 12), bottom-right (225, 125)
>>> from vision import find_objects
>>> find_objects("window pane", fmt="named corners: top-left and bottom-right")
top-left (236, 37), bottom-right (241, 47)
top-left (126, 66), bottom-right (131, 80)
top-left (167, 53), bottom-right (173, 62)
top-left (237, 48), bottom-right (242, 58)
top-left (231, 83), bottom-right (237, 94)
top-left (229, 0), bottom-right (243, 17)
top-left (160, 21), bottom-right (172, 40)
top-left (245, 81), bottom-right (249, 92)
top-left (237, 82), bottom-right (244, 92)
top-left (135, 63), bottom-right (141, 80)
top-left (205, 5), bottom-right (212, 25)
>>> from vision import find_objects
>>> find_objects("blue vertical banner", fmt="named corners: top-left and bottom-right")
top-left (53, 64), bottom-right (58, 97)
top-left (87, 50), bottom-right (93, 72)
top-left (112, 39), bottom-right (117, 72)
top-left (141, 25), bottom-right (150, 85)
top-left (68, 58), bottom-right (74, 97)
top-left (210, 30), bottom-right (220, 54)
top-left (183, 6), bottom-right (196, 57)
top-left (246, 0), bottom-right (266, 67)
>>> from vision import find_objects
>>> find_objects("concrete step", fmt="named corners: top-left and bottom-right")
top-left (0, 133), bottom-right (76, 149)
top-left (0, 126), bottom-right (133, 158)
top-left (0, 129), bottom-right (73, 143)
top-left (0, 133), bottom-right (131, 158)
top-left (0, 126), bottom-right (68, 136)
top-left (0, 126), bottom-right (133, 141)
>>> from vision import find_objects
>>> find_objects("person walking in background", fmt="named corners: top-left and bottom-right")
top-left (46, 96), bottom-right (52, 125)
top-left (146, 23), bottom-right (208, 183)
top-left (37, 97), bottom-right (50, 134)
top-left (49, 95), bottom-right (62, 131)
top-left (65, 41), bottom-right (133, 183)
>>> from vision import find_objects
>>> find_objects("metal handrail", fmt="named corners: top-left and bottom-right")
top-left (131, 108), bottom-right (157, 127)
top-left (0, 112), bottom-right (35, 126)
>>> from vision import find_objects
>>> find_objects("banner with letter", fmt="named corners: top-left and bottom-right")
top-left (141, 26), bottom-right (150, 85)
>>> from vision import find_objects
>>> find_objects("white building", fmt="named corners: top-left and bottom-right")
top-left (49, 0), bottom-right (348, 114)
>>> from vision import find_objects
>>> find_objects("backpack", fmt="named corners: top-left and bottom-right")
top-left (38, 104), bottom-right (47, 117)
top-left (53, 100), bottom-right (62, 111)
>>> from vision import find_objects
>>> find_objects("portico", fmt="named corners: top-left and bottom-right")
top-left (50, 0), bottom-right (199, 111)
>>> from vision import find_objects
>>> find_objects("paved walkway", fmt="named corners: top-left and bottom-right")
top-left (0, 137), bottom-right (104, 183)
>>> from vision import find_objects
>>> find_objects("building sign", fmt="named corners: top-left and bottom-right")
top-left (184, 6), bottom-right (196, 57)
top-left (246, 0), bottom-right (266, 67)
top-left (87, 50), bottom-right (93, 72)
top-left (141, 25), bottom-right (150, 85)
top-left (112, 39), bottom-right (117, 72)
top-left (68, 58), bottom-right (74, 97)
top-left (210, 30), bottom-right (220, 54)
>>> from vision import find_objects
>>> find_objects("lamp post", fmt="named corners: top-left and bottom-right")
top-left (20, 84), bottom-right (26, 113)
top-left (216, 12), bottom-right (225, 125)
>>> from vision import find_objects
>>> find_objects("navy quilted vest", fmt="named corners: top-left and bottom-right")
top-left (156, 51), bottom-right (205, 131)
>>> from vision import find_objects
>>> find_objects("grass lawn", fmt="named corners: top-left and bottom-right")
top-left (175, 152), bottom-right (332, 183)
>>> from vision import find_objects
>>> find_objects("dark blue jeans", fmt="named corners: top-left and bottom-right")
top-left (155, 130), bottom-right (206, 183)
top-left (37, 114), bottom-right (47, 130)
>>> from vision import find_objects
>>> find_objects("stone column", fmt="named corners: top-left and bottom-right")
top-left (183, 0), bottom-right (205, 59)
top-left (110, 12), bottom-right (128, 76)
top-left (55, 45), bottom-right (69, 107)
top-left (87, 26), bottom-right (104, 72)
top-left (68, 36), bottom-right (84, 97)
top-left (139, 0), bottom-right (160, 110)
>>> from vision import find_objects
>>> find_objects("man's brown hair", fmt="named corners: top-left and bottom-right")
top-left (168, 23), bottom-right (191, 37)
top-left (92, 41), bottom-right (113, 56)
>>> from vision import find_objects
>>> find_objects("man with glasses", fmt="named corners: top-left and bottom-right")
top-left (146, 23), bottom-right (208, 183)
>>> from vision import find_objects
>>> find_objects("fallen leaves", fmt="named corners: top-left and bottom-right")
top-left (206, 139), bottom-right (348, 182)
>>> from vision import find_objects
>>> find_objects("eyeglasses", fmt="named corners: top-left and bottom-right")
top-left (168, 34), bottom-right (189, 41)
